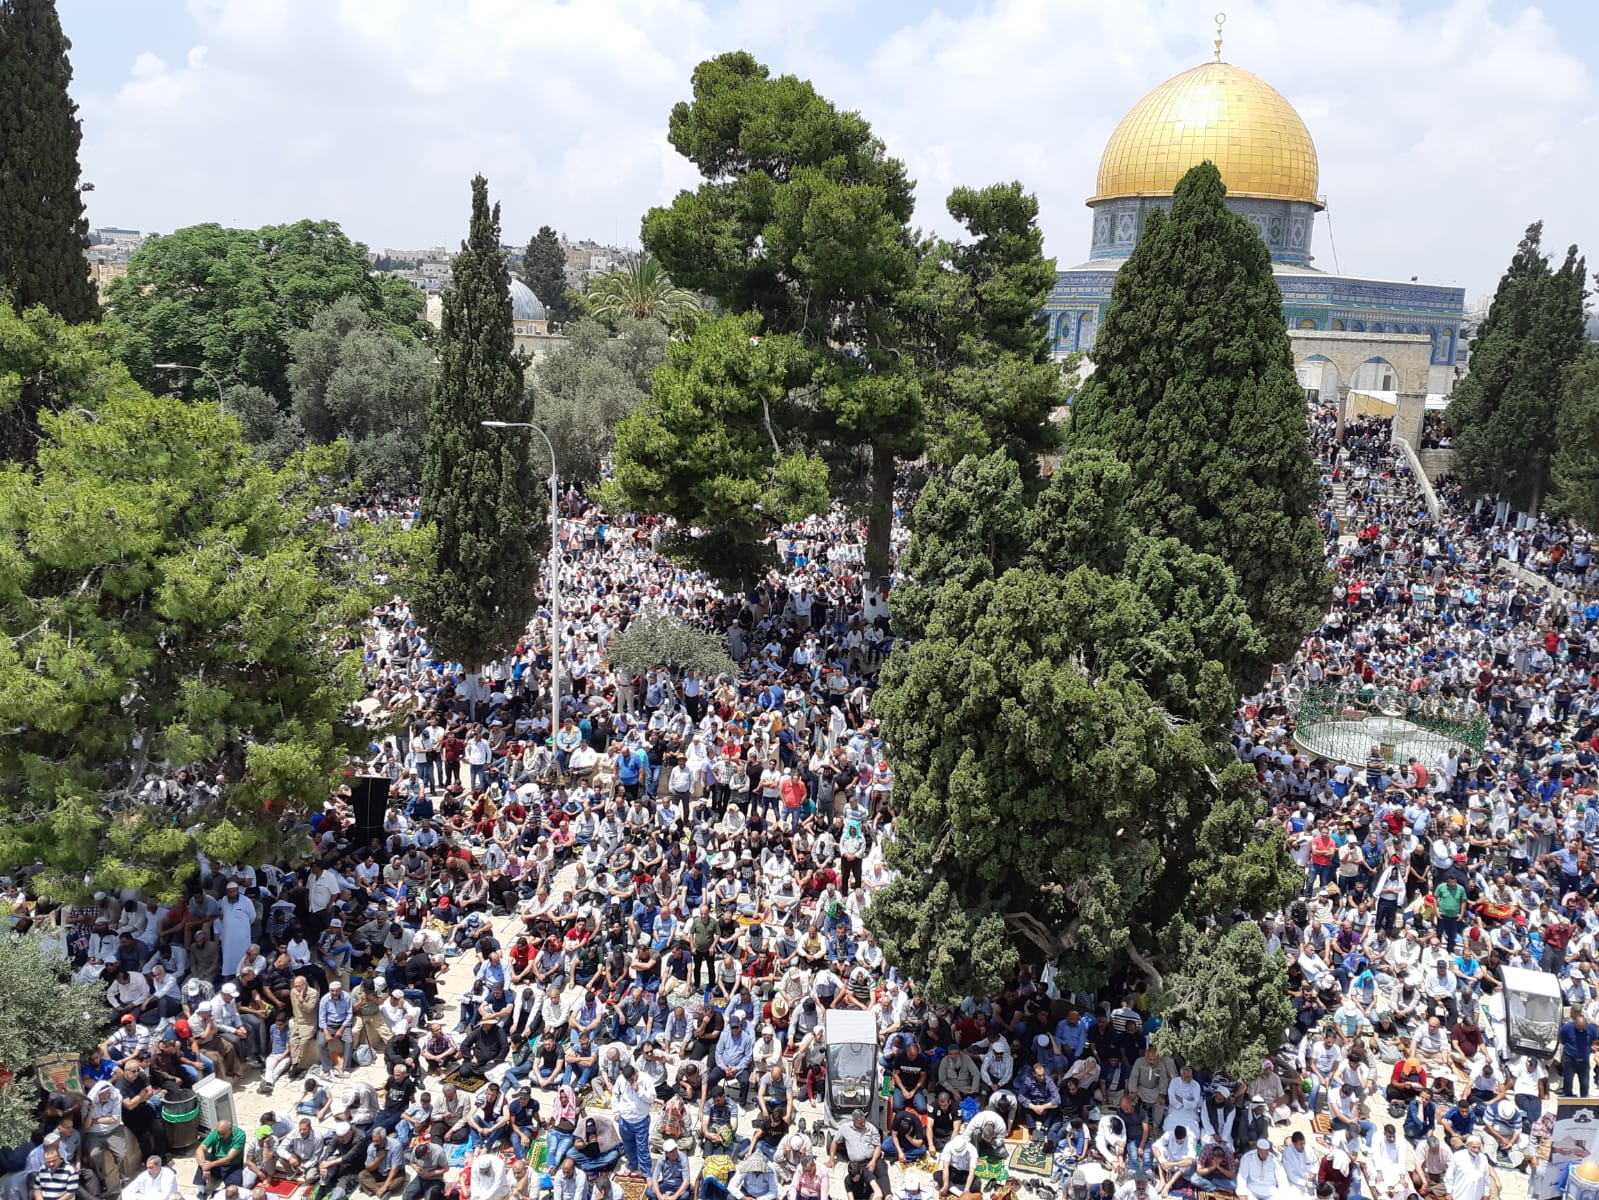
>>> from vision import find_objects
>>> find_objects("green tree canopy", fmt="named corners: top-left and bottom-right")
top-left (287, 295), bottom-right (437, 489)
top-left (0, 935), bottom-right (107, 1144)
top-left (519, 225), bottom-right (580, 327)
top-left (906, 182), bottom-right (1065, 470)
top-left (868, 449), bottom-right (1295, 1007)
top-left (609, 611), bottom-right (735, 678)
top-left (608, 311), bottom-right (831, 588)
top-left (637, 50), bottom-right (923, 578)
top-left (413, 176), bottom-right (543, 670)
top-left (1065, 162), bottom-right (1327, 688)
top-left (1451, 221), bottom-right (1588, 513)
top-left (0, 302), bottom-right (414, 900)
top-left (624, 54), bottom-right (1062, 582)
top-left (586, 254), bottom-right (703, 328)
top-left (1554, 354), bottom-right (1599, 530)
top-left (1151, 919), bottom-right (1294, 1083)
top-left (106, 219), bottom-right (426, 402)
top-left (530, 316), bottom-right (665, 486)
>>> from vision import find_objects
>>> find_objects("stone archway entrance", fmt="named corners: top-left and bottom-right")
top-left (1288, 330), bottom-right (1433, 445)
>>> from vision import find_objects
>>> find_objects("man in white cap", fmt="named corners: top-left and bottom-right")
top-left (938, 1135), bottom-right (979, 1197)
top-left (646, 1139), bottom-right (690, 1200)
top-left (1247, 1059), bottom-right (1292, 1124)
top-left (1236, 1139), bottom-right (1288, 1200)
top-left (217, 878), bottom-right (256, 979)
top-left (315, 1119), bottom-right (367, 1200)
top-left (318, 977), bottom-right (354, 1076)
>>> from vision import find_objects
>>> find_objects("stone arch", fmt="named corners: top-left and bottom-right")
top-left (1350, 356), bottom-right (1398, 391)
top-left (1288, 329), bottom-right (1436, 443)
top-left (1295, 353), bottom-right (1340, 405)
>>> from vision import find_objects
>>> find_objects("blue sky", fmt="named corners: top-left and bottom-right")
top-left (56, 0), bottom-right (1599, 300)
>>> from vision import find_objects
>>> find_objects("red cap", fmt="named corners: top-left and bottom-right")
top-left (120, 1014), bottom-right (135, 1024)
top-left (174, 1019), bottom-right (191, 1038)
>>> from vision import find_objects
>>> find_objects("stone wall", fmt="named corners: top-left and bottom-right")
top-left (1416, 448), bottom-right (1456, 483)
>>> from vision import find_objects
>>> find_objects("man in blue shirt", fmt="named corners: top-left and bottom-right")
top-left (318, 980), bottom-right (354, 1075)
top-left (709, 1011), bottom-right (755, 1105)
top-left (1055, 1008), bottom-right (1092, 1063)
top-left (617, 744), bottom-right (649, 802)
top-left (1560, 1014), bottom-right (1597, 1097)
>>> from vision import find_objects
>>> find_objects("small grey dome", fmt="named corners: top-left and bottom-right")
top-left (508, 278), bottom-right (547, 322)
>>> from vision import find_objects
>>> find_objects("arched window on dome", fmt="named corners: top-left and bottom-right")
top-left (1331, 320), bottom-right (1345, 332)
top-left (1296, 318), bottom-right (1317, 330)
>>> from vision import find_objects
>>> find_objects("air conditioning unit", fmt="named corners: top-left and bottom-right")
top-left (193, 1075), bottom-right (236, 1132)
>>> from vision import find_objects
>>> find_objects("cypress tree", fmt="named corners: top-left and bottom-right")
top-left (1451, 222), bottom-right (1587, 513)
top-left (1066, 162), bottom-right (1327, 690)
top-left (413, 176), bottom-right (542, 670)
top-left (519, 226), bottom-right (576, 326)
top-left (0, 0), bottom-right (97, 325)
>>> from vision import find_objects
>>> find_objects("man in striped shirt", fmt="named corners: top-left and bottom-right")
top-left (30, 1144), bottom-right (80, 1200)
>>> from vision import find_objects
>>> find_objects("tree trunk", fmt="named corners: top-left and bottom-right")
top-left (864, 450), bottom-right (896, 584)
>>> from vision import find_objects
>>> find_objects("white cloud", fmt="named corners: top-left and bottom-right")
top-left (69, 0), bottom-right (1596, 293)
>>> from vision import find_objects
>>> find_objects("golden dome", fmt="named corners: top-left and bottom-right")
top-left (1574, 1159), bottom-right (1599, 1185)
top-left (1091, 61), bottom-right (1322, 207)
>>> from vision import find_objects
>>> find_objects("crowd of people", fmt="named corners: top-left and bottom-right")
top-left (4, 409), bottom-right (1597, 1200)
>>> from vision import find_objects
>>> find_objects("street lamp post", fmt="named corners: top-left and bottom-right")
top-left (480, 420), bottom-right (562, 730)
top-left (154, 362), bottom-right (229, 411)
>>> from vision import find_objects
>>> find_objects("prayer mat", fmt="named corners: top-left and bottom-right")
top-left (261, 1183), bottom-right (301, 1198)
top-left (1008, 1141), bottom-right (1052, 1177)
top-left (618, 1177), bottom-right (648, 1200)
top-left (974, 1156), bottom-right (1010, 1184)
top-left (442, 1069), bottom-right (490, 1093)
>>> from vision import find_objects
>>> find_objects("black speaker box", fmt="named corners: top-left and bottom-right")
top-left (349, 775), bottom-right (391, 847)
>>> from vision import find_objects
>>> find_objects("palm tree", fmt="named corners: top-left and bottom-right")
top-left (585, 253), bottom-right (702, 326)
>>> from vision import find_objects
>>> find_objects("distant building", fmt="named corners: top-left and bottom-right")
top-left (1047, 54), bottom-right (1464, 401)
top-left (509, 279), bottom-right (549, 340)
top-left (87, 259), bottom-right (127, 299)
top-left (423, 282), bottom-right (566, 365)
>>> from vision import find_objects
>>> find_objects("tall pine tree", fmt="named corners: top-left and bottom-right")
top-left (413, 176), bottom-right (543, 669)
top-left (0, 0), bottom-right (96, 325)
top-left (1065, 162), bottom-right (1326, 690)
top-left (519, 226), bottom-right (578, 327)
top-left (1451, 222), bottom-right (1587, 513)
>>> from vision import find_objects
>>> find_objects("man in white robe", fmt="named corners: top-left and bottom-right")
top-left (1237, 1140), bottom-right (1288, 1200)
top-left (217, 880), bottom-right (257, 979)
